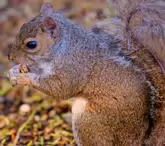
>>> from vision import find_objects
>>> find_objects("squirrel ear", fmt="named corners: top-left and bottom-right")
top-left (44, 17), bottom-right (57, 30)
top-left (40, 3), bottom-right (54, 15)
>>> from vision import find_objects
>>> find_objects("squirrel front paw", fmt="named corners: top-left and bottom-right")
top-left (7, 64), bottom-right (39, 86)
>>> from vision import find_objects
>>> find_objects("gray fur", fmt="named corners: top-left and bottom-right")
top-left (8, 1), bottom-right (165, 145)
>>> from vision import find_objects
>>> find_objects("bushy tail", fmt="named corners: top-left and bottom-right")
top-left (109, 0), bottom-right (152, 21)
top-left (109, 0), bottom-right (165, 69)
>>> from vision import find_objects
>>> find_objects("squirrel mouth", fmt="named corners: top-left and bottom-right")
top-left (18, 55), bottom-right (36, 73)
top-left (19, 61), bottom-right (39, 74)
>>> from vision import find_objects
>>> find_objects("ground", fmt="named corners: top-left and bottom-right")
top-left (0, 0), bottom-right (114, 145)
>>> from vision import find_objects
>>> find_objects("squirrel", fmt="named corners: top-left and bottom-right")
top-left (7, 0), bottom-right (165, 145)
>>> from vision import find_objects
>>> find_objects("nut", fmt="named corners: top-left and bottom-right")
top-left (19, 64), bottom-right (29, 73)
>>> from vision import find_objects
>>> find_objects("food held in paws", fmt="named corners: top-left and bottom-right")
top-left (19, 64), bottom-right (29, 73)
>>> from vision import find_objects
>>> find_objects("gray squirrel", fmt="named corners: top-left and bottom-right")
top-left (7, 0), bottom-right (165, 145)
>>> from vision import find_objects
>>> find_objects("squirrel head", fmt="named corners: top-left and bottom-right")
top-left (8, 3), bottom-right (62, 65)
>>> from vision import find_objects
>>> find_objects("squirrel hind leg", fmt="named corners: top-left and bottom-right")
top-left (72, 98), bottom-right (114, 146)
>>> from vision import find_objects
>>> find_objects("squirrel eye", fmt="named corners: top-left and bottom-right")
top-left (26, 41), bottom-right (37, 49)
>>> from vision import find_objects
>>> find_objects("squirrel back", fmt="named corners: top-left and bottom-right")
top-left (109, 0), bottom-right (165, 73)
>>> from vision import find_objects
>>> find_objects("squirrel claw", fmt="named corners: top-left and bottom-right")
top-left (15, 73), bottom-right (31, 86)
top-left (8, 72), bottom-right (30, 86)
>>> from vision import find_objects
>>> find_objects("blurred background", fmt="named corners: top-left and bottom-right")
top-left (0, 0), bottom-right (114, 145)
